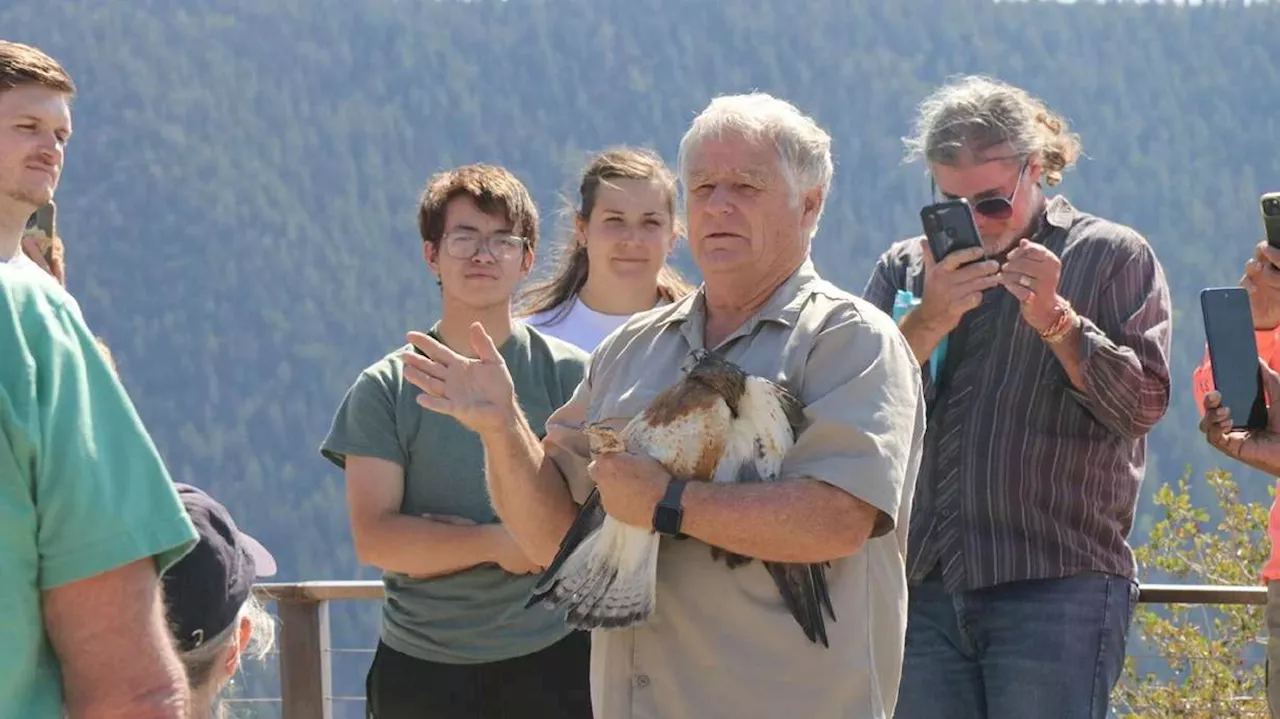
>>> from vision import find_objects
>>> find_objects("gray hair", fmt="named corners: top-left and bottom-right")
top-left (181, 596), bottom-right (277, 719)
top-left (902, 75), bottom-right (1083, 186)
top-left (677, 92), bottom-right (834, 236)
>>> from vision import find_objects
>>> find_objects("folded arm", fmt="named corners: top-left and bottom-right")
top-left (345, 455), bottom-right (507, 577)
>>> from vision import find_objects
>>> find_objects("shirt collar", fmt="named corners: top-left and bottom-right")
top-left (657, 257), bottom-right (824, 349)
top-left (1042, 194), bottom-right (1076, 233)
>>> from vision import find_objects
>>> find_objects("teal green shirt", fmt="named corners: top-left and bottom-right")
top-left (0, 265), bottom-right (198, 717)
top-left (320, 322), bottom-right (588, 664)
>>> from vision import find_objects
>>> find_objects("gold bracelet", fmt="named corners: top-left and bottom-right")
top-left (1041, 303), bottom-right (1079, 344)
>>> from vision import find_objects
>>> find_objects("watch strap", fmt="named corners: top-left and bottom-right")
top-left (653, 479), bottom-right (688, 538)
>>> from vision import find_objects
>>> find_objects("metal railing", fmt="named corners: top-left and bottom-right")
top-left (247, 581), bottom-right (1269, 718)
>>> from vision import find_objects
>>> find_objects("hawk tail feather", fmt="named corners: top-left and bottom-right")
top-left (565, 525), bottom-right (660, 629)
top-left (814, 562), bottom-right (835, 619)
top-left (765, 560), bottom-right (837, 648)
top-left (528, 507), bottom-right (660, 630)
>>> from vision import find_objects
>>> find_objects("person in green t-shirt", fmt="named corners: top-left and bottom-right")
top-left (0, 41), bottom-right (200, 719)
top-left (320, 163), bottom-right (592, 718)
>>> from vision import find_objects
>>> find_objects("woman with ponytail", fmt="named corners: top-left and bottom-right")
top-left (519, 147), bottom-right (694, 351)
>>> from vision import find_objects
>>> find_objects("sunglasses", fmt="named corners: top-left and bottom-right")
top-left (931, 159), bottom-right (1029, 220)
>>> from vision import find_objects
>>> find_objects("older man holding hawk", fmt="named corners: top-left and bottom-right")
top-left (401, 92), bottom-right (925, 719)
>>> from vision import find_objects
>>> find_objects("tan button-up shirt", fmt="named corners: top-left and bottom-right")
top-left (544, 258), bottom-right (927, 719)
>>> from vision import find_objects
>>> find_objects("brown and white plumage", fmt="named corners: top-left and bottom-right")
top-left (527, 349), bottom-right (837, 647)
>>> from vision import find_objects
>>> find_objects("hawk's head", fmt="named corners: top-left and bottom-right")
top-left (684, 350), bottom-right (748, 415)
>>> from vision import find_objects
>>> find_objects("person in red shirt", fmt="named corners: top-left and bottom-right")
top-left (1194, 239), bottom-right (1280, 718)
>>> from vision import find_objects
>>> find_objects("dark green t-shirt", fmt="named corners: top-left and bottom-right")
top-left (320, 322), bottom-right (588, 664)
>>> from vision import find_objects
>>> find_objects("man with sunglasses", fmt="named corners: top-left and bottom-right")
top-left (863, 75), bottom-right (1172, 719)
top-left (319, 164), bottom-right (592, 718)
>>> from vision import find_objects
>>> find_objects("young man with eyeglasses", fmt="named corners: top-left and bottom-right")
top-left (319, 164), bottom-right (592, 718)
top-left (863, 76), bottom-right (1172, 719)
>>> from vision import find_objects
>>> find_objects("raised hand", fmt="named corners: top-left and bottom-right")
top-left (914, 241), bottom-right (1003, 334)
top-left (401, 322), bottom-right (517, 435)
top-left (1000, 238), bottom-right (1065, 332)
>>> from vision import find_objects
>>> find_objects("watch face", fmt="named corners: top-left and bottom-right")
top-left (654, 506), bottom-right (683, 536)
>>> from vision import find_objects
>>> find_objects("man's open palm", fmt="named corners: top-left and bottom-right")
top-left (402, 323), bottom-right (516, 434)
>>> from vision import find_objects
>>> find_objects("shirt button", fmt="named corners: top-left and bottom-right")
top-left (940, 507), bottom-right (956, 518)
top-left (634, 674), bottom-right (650, 688)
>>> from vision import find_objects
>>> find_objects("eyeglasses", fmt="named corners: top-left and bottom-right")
top-left (441, 230), bottom-right (529, 260)
top-left (932, 159), bottom-right (1029, 220)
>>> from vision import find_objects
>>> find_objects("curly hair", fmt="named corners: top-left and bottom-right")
top-left (903, 75), bottom-right (1082, 186)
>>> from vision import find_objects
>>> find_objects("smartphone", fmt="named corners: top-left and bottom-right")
top-left (1201, 287), bottom-right (1268, 430)
top-left (1262, 192), bottom-right (1280, 254)
top-left (920, 198), bottom-right (984, 264)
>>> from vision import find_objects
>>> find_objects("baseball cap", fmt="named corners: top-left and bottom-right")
top-left (163, 483), bottom-right (278, 652)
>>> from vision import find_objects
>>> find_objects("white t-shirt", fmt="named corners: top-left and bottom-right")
top-left (526, 296), bottom-right (654, 353)
top-left (2, 249), bottom-right (85, 319)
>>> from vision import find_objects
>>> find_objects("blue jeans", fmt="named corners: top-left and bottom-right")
top-left (894, 569), bottom-right (1138, 719)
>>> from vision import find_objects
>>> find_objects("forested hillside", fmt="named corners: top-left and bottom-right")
top-left (3, 0), bottom-right (1278, 714)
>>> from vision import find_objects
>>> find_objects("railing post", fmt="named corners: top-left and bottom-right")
top-left (277, 597), bottom-right (333, 719)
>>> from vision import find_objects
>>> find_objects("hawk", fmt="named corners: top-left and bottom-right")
top-left (527, 349), bottom-right (837, 647)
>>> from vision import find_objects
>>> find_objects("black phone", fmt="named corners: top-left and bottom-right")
top-left (920, 198), bottom-right (984, 264)
top-left (1201, 286), bottom-right (1268, 430)
top-left (1262, 192), bottom-right (1280, 254)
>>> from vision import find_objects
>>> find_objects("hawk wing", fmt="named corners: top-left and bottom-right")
top-left (527, 487), bottom-right (605, 611)
top-left (708, 374), bottom-right (836, 647)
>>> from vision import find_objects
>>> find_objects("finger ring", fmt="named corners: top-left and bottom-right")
top-left (1019, 274), bottom-right (1032, 288)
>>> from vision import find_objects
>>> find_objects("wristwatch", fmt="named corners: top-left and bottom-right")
top-left (652, 480), bottom-right (688, 538)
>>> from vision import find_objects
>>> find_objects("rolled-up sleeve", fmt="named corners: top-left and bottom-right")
top-left (1068, 238), bottom-right (1173, 439)
top-left (782, 302), bottom-right (925, 538)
